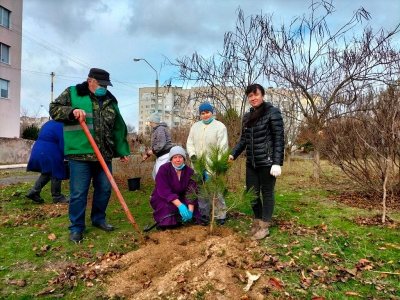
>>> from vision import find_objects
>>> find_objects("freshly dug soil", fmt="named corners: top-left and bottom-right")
top-left (105, 225), bottom-right (275, 300)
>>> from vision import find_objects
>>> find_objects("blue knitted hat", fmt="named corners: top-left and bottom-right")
top-left (199, 102), bottom-right (214, 114)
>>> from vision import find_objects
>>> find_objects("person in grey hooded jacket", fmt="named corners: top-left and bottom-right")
top-left (143, 112), bottom-right (173, 179)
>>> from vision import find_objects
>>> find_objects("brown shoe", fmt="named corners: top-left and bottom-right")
top-left (249, 219), bottom-right (261, 236)
top-left (251, 221), bottom-right (270, 240)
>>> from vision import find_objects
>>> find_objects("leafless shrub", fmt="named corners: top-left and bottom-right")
top-left (322, 85), bottom-right (400, 222)
top-left (171, 124), bottom-right (191, 148)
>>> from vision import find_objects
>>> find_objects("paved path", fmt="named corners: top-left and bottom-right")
top-left (0, 174), bottom-right (37, 186)
top-left (0, 165), bottom-right (37, 186)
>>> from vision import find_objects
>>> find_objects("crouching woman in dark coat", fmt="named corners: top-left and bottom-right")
top-left (150, 146), bottom-right (201, 229)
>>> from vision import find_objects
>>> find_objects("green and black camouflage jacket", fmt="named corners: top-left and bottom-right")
top-left (49, 81), bottom-right (130, 161)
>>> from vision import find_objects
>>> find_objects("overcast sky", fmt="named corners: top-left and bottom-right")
top-left (21, 0), bottom-right (400, 129)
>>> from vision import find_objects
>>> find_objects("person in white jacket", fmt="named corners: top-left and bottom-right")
top-left (186, 102), bottom-right (229, 224)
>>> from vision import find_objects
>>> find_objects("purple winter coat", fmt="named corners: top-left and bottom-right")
top-left (150, 162), bottom-right (200, 226)
top-left (26, 120), bottom-right (67, 180)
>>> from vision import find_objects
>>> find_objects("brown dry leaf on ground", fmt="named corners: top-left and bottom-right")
top-left (6, 279), bottom-right (26, 287)
top-left (330, 192), bottom-right (400, 211)
top-left (48, 233), bottom-right (57, 241)
top-left (104, 226), bottom-right (281, 300)
top-left (345, 291), bottom-right (362, 297)
top-left (353, 215), bottom-right (398, 228)
top-left (355, 259), bottom-right (374, 271)
top-left (268, 277), bottom-right (284, 290)
top-left (1, 204), bottom-right (67, 227)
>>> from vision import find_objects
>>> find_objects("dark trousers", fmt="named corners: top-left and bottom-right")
top-left (246, 165), bottom-right (276, 222)
top-left (30, 174), bottom-right (62, 200)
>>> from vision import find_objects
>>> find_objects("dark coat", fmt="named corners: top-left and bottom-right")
top-left (231, 102), bottom-right (285, 167)
top-left (26, 120), bottom-right (67, 180)
top-left (150, 162), bottom-right (200, 226)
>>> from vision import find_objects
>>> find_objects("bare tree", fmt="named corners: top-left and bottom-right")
top-left (173, 8), bottom-right (269, 116)
top-left (322, 85), bottom-right (400, 223)
top-left (262, 0), bottom-right (400, 181)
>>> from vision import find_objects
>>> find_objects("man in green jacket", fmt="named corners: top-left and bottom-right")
top-left (50, 68), bottom-right (130, 243)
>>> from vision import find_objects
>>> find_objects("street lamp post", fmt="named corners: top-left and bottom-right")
top-left (133, 58), bottom-right (159, 113)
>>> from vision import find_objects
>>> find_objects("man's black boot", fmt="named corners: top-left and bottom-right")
top-left (69, 232), bottom-right (83, 243)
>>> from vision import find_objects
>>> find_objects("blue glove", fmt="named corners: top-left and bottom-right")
top-left (178, 204), bottom-right (191, 222)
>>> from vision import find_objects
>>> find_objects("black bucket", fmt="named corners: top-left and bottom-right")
top-left (127, 177), bottom-right (141, 191)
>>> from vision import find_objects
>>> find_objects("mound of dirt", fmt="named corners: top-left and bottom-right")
top-left (104, 226), bottom-right (277, 300)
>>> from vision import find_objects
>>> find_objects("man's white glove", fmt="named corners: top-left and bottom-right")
top-left (270, 165), bottom-right (282, 177)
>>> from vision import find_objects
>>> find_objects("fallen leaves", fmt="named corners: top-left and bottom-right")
top-left (1, 208), bottom-right (66, 227)
top-left (345, 291), bottom-right (362, 297)
top-left (49, 251), bottom-right (124, 290)
top-left (36, 286), bottom-right (57, 296)
top-left (355, 258), bottom-right (374, 271)
top-left (275, 218), bottom-right (331, 236)
top-left (385, 243), bottom-right (400, 250)
top-left (300, 270), bottom-right (312, 289)
top-left (268, 277), bottom-right (283, 290)
top-left (7, 279), bottom-right (26, 287)
top-left (32, 244), bottom-right (52, 257)
top-left (329, 191), bottom-right (400, 211)
top-left (48, 233), bottom-right (57, 241)
top-left (311, 266), bottom-right (329, 278)
top-left (316, 223), bottom-right (328, 232)
top-left (353, 215), bottom-right (398, 227)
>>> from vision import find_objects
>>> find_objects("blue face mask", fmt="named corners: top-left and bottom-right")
top-left (94, 86), bottom-right (107, 96)
top-left (173, 163), bottom-right (185, 170)
top-left (202, 116), bottom-right (215, 125)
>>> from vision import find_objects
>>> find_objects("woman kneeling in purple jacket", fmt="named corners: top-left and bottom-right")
top-left (150, 146), bottom-right (201, 229)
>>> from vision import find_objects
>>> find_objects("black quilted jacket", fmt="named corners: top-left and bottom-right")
top-left (231, 102), bottom-right (284, 167)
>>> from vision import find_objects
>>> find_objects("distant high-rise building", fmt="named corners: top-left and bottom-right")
top-left (0, 0), bottom-right (23, 138)
top-left (138, 85), bottom-right (245, 134)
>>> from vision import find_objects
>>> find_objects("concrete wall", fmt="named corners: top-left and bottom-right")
top-left (0, 138), bottom-right (33, 164)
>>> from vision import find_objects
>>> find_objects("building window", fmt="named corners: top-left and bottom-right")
top-left (0, 43), bottom-right (10, 64)
top-left (0, 78), bottom-right (9, 98)
top-left (0, 6), bottom-right (10, 28)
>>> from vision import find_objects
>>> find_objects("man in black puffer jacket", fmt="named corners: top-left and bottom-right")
top-left (229, 83), bottom-right (284, 240)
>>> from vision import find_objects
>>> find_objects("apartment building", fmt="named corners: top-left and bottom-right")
top-left (0, 0), bottom-right (23, 138)
top-left (138, 85), bottom-right (244, 134)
